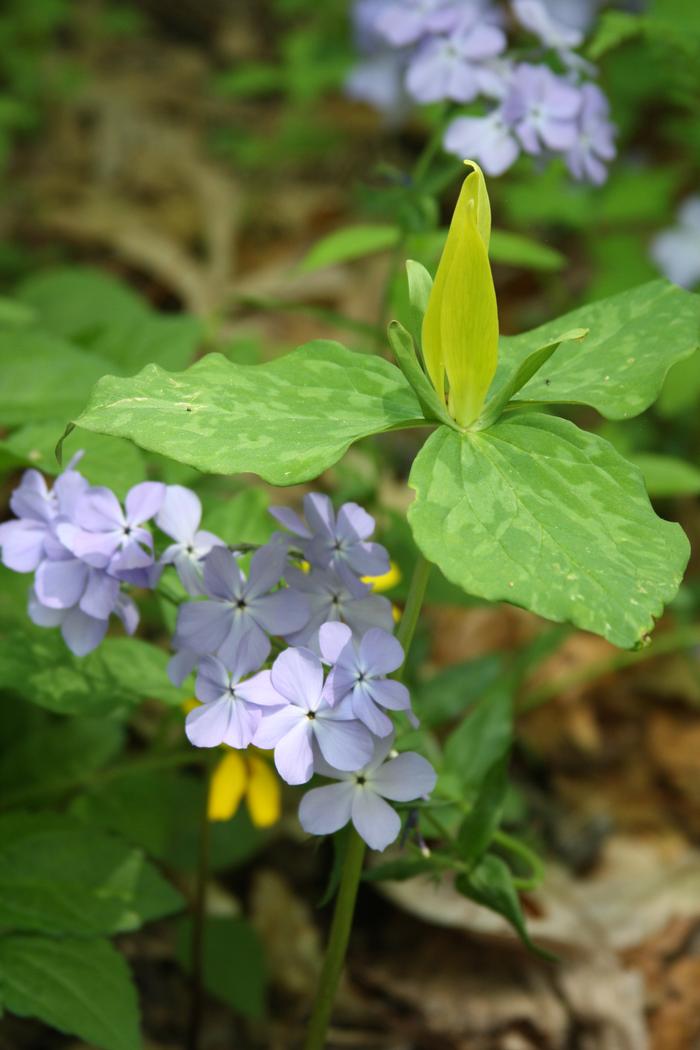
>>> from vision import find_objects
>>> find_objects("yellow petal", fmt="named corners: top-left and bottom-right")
top-left (361, 560), bottom-right (401, 592)
top-left (246, 755), bottom-right (281, 828)
top-left (208, 751), bottom-right (247, 822)
top-left (422, 161), bottom-right (498, 427)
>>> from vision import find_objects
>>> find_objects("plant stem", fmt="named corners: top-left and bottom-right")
top-left (302, 828), bottom-right (366, 1050)
top-left (303, 553), bottom-right (432, 1050)
top-left (187, 760), bottom-right (212, 1050)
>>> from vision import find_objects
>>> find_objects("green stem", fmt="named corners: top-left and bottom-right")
top-left (303, 553), bottom-right (432, 1050)
top-left (187, 760), bottom-right (213, 1050)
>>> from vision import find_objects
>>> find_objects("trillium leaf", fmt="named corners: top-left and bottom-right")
top-left (387, 320), bottom-right (456, 429)
top-left (491, 280), bottom-right (700, 420)
top-left (408, 416), bottom-right (689, 648)
top-left (66, 341), bottom-right (426, 485)
top-left (476, 327), bottom-right (588, 430)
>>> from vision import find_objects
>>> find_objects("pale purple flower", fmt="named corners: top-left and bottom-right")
top-left (298, 734), bottom-right (437, 851)
top-left (373, 0), bottom-right (463, 47)
top-left (443, 108), bottom-right (520, 175)
top-left (405, 18), bottom-right (506, 103)
top-left (565, 82), bottom-right (615, 185)
top-left (319, 622), bottom-right (413, 737)
top-left (270, 493), bottom-right (389, 576)
top-left (501, 63), bottom-right (581, 155)
top-left (346, 53), bottom-right (410, 119)
top-left (253, 647), bottom-right (374, 785)
top-left (28, 587), bottom-right (138, 657)
top-left (156, 485), bottom-right (225, 595)
top-left (186, 648), bottom-right (281, 750)
top-left (651, 197), bottom-right (700, 290)
top-left (0, 459), bottom-right (88, 573)
top-left (57, 481), bottom-right (165, 583)
top-left (283, 563), bottom-right (394, 652)
top-left (173, 542), bottom-right (309, 671)
top-left (512, 0), bottom-right (583, 50)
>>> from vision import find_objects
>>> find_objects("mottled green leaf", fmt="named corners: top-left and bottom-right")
top-left (0, 934), bottom-right (141, 1050)
top-left (408, 416), bottom-right (689, 648)
top-left (490, 281), bottom-right (700, 420)
top-left (0, 812), bottom-right (180, 936)
top-left (68, 343), bottom-right (425, 484)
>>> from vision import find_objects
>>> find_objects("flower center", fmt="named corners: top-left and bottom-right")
top-left (355, 774), bottom-right (366, 785)
top-left (306, 711), bottom-right (316, 721)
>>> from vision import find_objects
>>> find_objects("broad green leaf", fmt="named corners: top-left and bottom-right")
top-left (16, 265), bottom-right (148, 342)
top-left (73, 770), bottom-right (268, 873)
top-left (0, 934), bottom-right (141, 1050)
top-left (490, 281), bottom-right (700, 420)
top-left (176, 916), bottom-right (266, 1018)
top-left (0, 624), bottom-right (186, 715)
top-left (476, 328), bottom-right (588, 430)
top-left (408, 417), bottom-right (689, 648)
top-left (299, 224), bottom-right (400, 272)
top-left (68, 343), bottom-right (425, 485)
top-left (91, 313), bottom-right (202, 373)
top-left (0, 703), bottom-right (124, 809)
top-left (0, 423), bottom-right (145, 499)
top-left (488, 229), bottom-right (564, 272)
top-left (0, 330), bottom-right (114, 426)
top-left (456, 854), bottom-right (551, 958)
top-left (631, 453), bottom-right (700, 497)
top-left (422, 166), bottom-right (498, 426)
top-left (387, 320), bottom-right (456, 427)
top-left (0, 812), bottom-right (180, 936)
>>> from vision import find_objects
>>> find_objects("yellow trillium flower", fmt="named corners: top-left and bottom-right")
top-left (208, 748), bottom-right (281, 827)
top-left (422, 160), bottom-right (499, 428)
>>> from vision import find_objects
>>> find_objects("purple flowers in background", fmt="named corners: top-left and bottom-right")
top-left (1, 471), bottom-right (437, 849)
top-left (651, 197), bottom-right (700, 290)
top-left (347, 0), bottom-right (615, 183)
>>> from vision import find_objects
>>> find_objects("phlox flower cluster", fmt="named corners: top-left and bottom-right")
top-left (347, 0), bottom-right (616, 183)
top-left (1, 468), bottom-right (437, 850)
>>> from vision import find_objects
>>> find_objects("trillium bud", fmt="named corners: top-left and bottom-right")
top-left (422, 160), bottom-right (499, 428)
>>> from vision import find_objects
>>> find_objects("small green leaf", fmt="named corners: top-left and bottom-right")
top-left (587, 10), bottom-right (645, 59)
top-left (176, 916), bottom-right (266, 1019)
top-left (405, 259), bottom-right (434, 344)
top-left (477, 328), bottom-right (588, 430)
top-left (299, 224), bottom-right (400, 272)
top-left (387, 320), bottom-right (455, 427)
top-left (412, 653), bottom-right (505, 729)
top-left (488, 229), bottom-right (565, 272)
top-left (68, 343), bottom-right (425, 485)
top-left (408, 417), bottom-right (689, 648)
top-left (0, 934), bottom-right (142, 1050)
top-left (456, 854), bottom-right (552, 958)
top-left (443, 681), bottom-right (513, 797)
top-left (631, 453), bottom-right (700, 497)
top-left (456, 755), bottom-right (509, 867)
top-left (492, 281), bottom-right (700, 420)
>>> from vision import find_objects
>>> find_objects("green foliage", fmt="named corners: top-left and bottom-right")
top-left (176, 916), bottom-right (267, 1019)
top-left (0, 934), bottom-right (142, 1050)
top-left (408, 418), bottom-right (689, 648)
top-left (631, 453), bottom-right (700, 497)
top-left (67, 343), bottom-right (425, 485)
top-left (299, 224), bottom-right (400, 272)
top-left (488, 229), bottom-right (564, 272)
top-left (203, 488), bottom-right (275, 546)
top-left (456, 854), bottom-right (551, 958)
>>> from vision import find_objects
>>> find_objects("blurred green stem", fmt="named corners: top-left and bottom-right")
top-left (187, 758), bottom-right (213, 1050)
top-left (303, 554), bottom-right (431, 1050)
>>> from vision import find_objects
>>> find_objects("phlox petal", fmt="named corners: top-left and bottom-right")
top-left (156, 485), bottom-right (201, 542)
top-left (270, 646), bottom-right (323, 709)
top-left (125, 481), bottom-right (165, 526)
top-left (314, 716), bottom-right (373, 772)
top-left (351, 789), bottom-right (401, 851)
top-left (359, 628), bottom-right (403, 676)
top-left (299, 782), bottom-right (355, 836)
top-left (273, 719), bottom-right (314, 785)
top-left (371, 752), bottom-right (437, 802)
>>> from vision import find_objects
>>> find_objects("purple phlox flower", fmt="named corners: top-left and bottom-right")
top-left (253, 646), bottom-right (374, 785)
top-left (0, 457), bottom-right (88, 573)
top-left (283, 562), bottom-right (394, 652)
top-left (512, 0), bottom-right (583, 51)
top-left (373, 0), bottom-right (464, 47)
top-left (444, 107), bottom-right (520, 175)
top-left (298, 733), bottom-right (437, 851)
top-left (168, 648), bottom-right (199, 687)
top-left (186, 647), bottom-right (281, 750)
top-left (651, 197), bottom-right (700, 290)
top-left (346, 52), bottom-right (411, 121)
top-left (28, 586), bottom-right (137, 657)
top-left (173, 542), bottom-right (309, 671)
top-left (156, 484), bottom-right (226, 595)
top-left (405, 15), bottom-right (506, 104)
top-left (57, 481), bottom-right (165, 583)
top-left (319, 622), bottom-right (414, 737)
top-left (501, 63), bottom-right (581, 155)
top-left (565, 82), bottom-right (615, 185)
top-left (270, 493), bottom-right (389, 577)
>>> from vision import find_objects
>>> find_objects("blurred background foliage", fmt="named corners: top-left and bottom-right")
top-left (1, 1), bottom-right (700, 1049)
